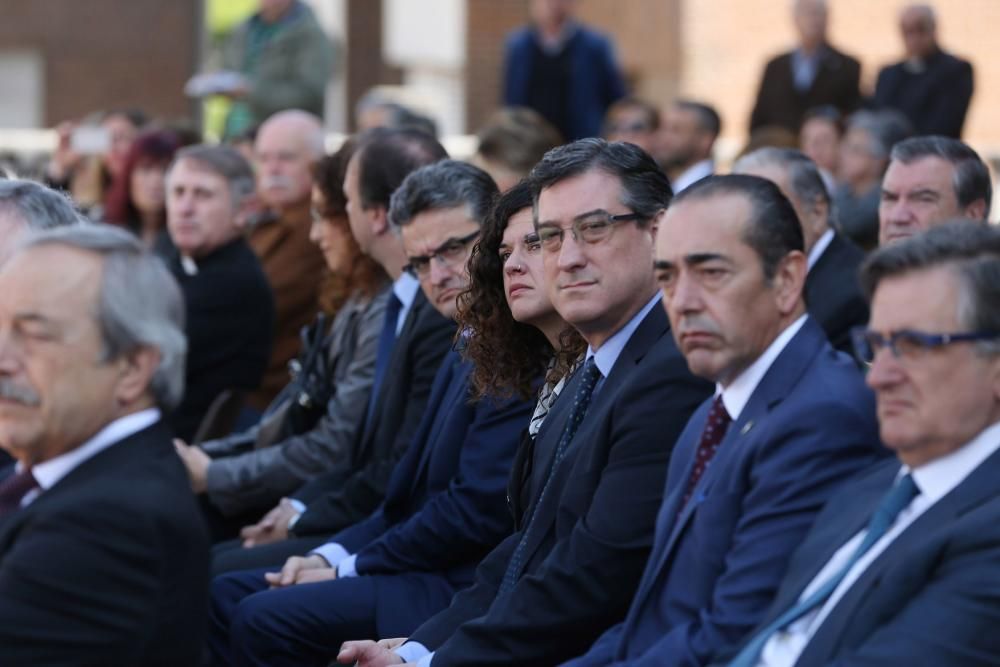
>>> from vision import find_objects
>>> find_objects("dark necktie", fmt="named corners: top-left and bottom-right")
top-left (499, 358), bottom-right (603, 593)
top-left (727, 474), bottom-right (921, 667)
top-left (364, 293), bottom-right (403, 428)
top-left (0, 468), bottom-right (39, 516)
top-left (678, 395), bottom-right (731, 511)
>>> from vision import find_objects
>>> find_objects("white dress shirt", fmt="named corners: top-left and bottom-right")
top-left (757, 418), bottom-right (1000, 667)
top-left (806, 228), bottom-right (835, 273)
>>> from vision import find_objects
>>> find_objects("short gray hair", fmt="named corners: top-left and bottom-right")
top-left (845, 110), bottom-right (912, 159)
top-left (889, 136), bottom-right (992, 219)
top-left (734, 147), bottom-right (833, 227)
top-left (168, 144), bottom-right (256, 206)
top-left (21, 225), bottom-right (187, 409)
top-left (388, 160), bottom-right (498, 231)
top-left (0, 179), bottom-right (84, 229)
top-left (860, 220), bottom-right (1000, 355)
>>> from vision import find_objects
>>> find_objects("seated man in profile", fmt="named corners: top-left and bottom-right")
top-left (0, 225), bottom-right (210, 665)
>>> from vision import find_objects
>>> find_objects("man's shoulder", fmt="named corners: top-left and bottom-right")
top-left (824, 43), bottom-right (861, 70)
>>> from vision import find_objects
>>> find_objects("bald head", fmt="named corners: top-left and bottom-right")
top-left (255, 110), bottom-right (325, 210)
top-left (900, 4), bottom-right (938, 59)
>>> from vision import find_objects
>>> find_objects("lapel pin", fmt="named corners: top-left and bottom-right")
top-left (740, 420), bottom-right (754, 436)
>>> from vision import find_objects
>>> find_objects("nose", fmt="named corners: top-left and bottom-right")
top-left (0, 332), bottom-right (22, 375)
top-left (885, 198), bottom-right (914, 225)
top-left (428, 257), bottom-right (453, 286)
top-left (555, 233), bottom-right (586, 272)
top-left (504, 248), bottom-right (525, 276)
top-left (669, 271), bottom-right (703, 315)
top-left (865, 346), bottom-right (903, 390)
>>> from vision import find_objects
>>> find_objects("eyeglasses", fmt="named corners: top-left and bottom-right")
top-left (404, 229), bottom-right (480, 277)
top-left (536, 212), bottom-right (645, 252)
top-left (850, 327), bottom-right (1000, 365)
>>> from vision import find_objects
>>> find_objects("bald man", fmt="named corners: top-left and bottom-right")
top-left (874, 4), bottom-right (973, 138)
top-left (247, 110), bottom-right (331, 411)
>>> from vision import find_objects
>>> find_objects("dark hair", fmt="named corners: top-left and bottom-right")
top-left (604, 97), bottom-right (661, 134)
top-left (845, 110), bottom-right (912, 159)
top-left (476, 107), bottom-right (563, 177)
top-left (674, 174), bottom-right (804, 281)
top-left (313, 139), bottom-right (388, 305)
top-left (104, 129), bottom-right (181, 232)
top-left (529, 138), bottom-right (672, 224)
top-left (675, 100), bottom-right (722, 138)
top-left (860, 220), bottom-right (1000, 356)
top-left (889, 136), bottom-right (992, 219)
top-left (355, 127), bottom-right (448, 210)
top-left (458, 180), bottom-right (584, 399)
top-left (801, 105), bottom-right (845, 136)
top-left (388, 160), bottom-right (498, 231)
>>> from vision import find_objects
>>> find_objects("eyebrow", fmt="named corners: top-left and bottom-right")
top-left (536, 208), bottom-right (611, 227)
top-left (653, 259), bottom-right (673, 271)
top-left (684, 252), bottom-right (729, 266)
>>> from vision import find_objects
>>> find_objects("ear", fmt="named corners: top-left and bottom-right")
top-left (370, 205), bottom-right (390, 237)
top-left (114, 346), bottom-right (160, 407)
top-left (772, 250), bottom-right (808, 316)
top-left (963, 198), bottom-right (987, 223)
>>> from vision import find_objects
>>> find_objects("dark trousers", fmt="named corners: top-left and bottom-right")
top-left (209, 567), bottom-right (459, 666)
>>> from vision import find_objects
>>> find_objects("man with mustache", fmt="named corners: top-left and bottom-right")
top-left (562, 174), bottom-right (885, 666)
top-left (0, 225), bottom-right (209, 664)
top-left (246, 110), bottom-right (332, 411)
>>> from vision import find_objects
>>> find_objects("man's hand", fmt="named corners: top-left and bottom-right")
top-left (239, 498), bottom-right (299, 548)
top-left (173, 439), bottom-right (211, 494)
top-left (264, 554), bottom-right (330, 588)
top-left (337, 638), bottom-right (407, 666)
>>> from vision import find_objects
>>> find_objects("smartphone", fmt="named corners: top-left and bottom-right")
top-left (70, 126), bottom-right (111, 155)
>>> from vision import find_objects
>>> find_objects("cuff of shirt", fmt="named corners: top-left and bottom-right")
top-left (337, 553), bottom-right (359, 578)
top-left (309, 542), bottom-right (350, 568)
top-left (286, 499), bottom-right (307, 530)
top-left (395, 641), bottom-right (432, 664)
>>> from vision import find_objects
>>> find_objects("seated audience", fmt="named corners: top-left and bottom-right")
top-left (798, 106), bottom-right (842, 193)
top-left (723, 221), bottom-right (1000, 666)
top-left (208, 162), bottom-right (539, 667)
top-left (735, 148), bottom-right (868, 353)
top-left (246, 110), bottom-right (333, 411)
top-left (162, 144), bottom-right (275, 442)
top-left (211, 127), bottom-right (453, 566)
top-left (471, 107), bottom-right (563, 192)
top-left (0, 225), bottom-right (209, 664)
top-left (340, 139), bottom-right (712, 667)
top-left (603, 97), bottom-right (660, 156)
top-left (174, 141), bottom-right (391, 526)
top-left (657, 100), bottom-right (719, 193)
top-left (879, 135), bottom-right (991, 245)
top-left (563, 174), bottom-right (884, 666)
top-left (834, 110), bottom-right (911, 250)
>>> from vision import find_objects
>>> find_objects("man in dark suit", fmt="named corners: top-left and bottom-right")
top-left (749, 0), bottom-right (860, 134)
top-left (563, 174), bottom-right (884, 666)
top-left (735, 148), bottom-right (868, 353)
top-left (210, 127), bottom-right (454, 568)
top-left (208, 160), bottom-right (535, 666)
top-left (722, 221), bottom-right (1000, 667)
top-left (874, 4), bottom-right (973, 139)
top-left (0, 225), bottom-right (209, 664)
top-left (339, 139), bottom-right (712, 667)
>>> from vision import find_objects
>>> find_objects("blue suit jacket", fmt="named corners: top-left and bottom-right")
top-left (329, 349), bottom-right (531, 630)
top-left (503, 24), bottom-right (626, 140)
top-left (409, 304), bottom-right (713, 666)
top-left (729, 445), bottom-right (1000, 666)
top-left (566, 317), bottom-right (887, 667)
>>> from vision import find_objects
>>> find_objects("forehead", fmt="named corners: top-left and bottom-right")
top-left (658, 192), bottom-right (753, 256)
top-left (870, 266), bottom-right (960, 330)
top-left (255, 122), bottom-right (309, 155)
top-left (400, 205), bottom-right (477, 252)
top-left (537, 169), bottom-right (623, 220)
top-left (501, 209), bottom-right (534, 244)
top-left (883, 156), bottom-right (955, 193)
top-left (0, 245), bottom-right (102, 316)
top-left (667, 107), bottom-right (699, 129)
top-left (739, 163), bottom-right (793, 201)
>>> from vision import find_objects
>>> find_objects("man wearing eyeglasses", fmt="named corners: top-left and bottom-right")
top-left (720, 220), bottom-right (1000, 667)
top-left (561, 174), bottom-right (884, 667)
top-left (338, 140), bottom-right (712, 666)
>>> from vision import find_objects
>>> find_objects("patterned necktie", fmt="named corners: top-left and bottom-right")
top-left (0, 468), bottom-right (39, 516)
top-left (364, 293), bottom-right (403, 427)
top-left (499, 358), bottom-right (603, 593)
top-left (678, 395), bottom-right (731, 511)
top-left (727, 474), bottom-right (921, 667)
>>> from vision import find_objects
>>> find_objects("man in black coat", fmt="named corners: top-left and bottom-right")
top-left (749, 0), bottom-right (860, 134)
top-left (0, 225), bottom-right (209, 665)
top-left (874, 4), bottom-right (973, 139)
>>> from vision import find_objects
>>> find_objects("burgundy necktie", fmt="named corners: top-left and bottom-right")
top-left (0, 468), bottom-right (39, 516)
top-left (679, 395), bottom-right (732, 511)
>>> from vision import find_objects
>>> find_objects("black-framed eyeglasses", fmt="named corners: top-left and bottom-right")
top-left (850, 327), bottom-right (1000, 365)
top-left (536, 212), bottom-right (645, 252)
top-left (404, 229), bottom-right (480, 277)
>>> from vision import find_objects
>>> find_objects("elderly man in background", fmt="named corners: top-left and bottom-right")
top-left (0, 225), bottom-right (209, 665)
top-left (878, 135), bottom-right (991, 246)
top-left (0, 179), bottom-right (83, 262)
top-left (246, 109), bottom-right (332, 412)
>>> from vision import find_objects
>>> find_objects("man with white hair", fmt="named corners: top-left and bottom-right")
top-left (0, 179), bottom-right (83, 263)
top-left (0, 225), bottom-right (209, 664)
top-left (248, 109), bottom-right (332, 410)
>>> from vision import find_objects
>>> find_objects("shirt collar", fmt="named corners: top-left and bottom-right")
top-left (719, 315), bottom-right (808, 420)
top-left (807, 228), bottom-right (836, 272)
top-left (903, 419), bottom-right (1000, 504)
top-left (393, 271), bottom-right (421, 309)
top-left (30, 408), bottom-right (161, 491)
top-left (671, 159), bottom-right (715, 194)
top-left (586, 293), bottom-right (660, 379)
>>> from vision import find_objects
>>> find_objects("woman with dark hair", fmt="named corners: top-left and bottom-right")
top-left (177, 139), bottom-right (394, 541)
top-left (103, 128), bottom-right (181, 246)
